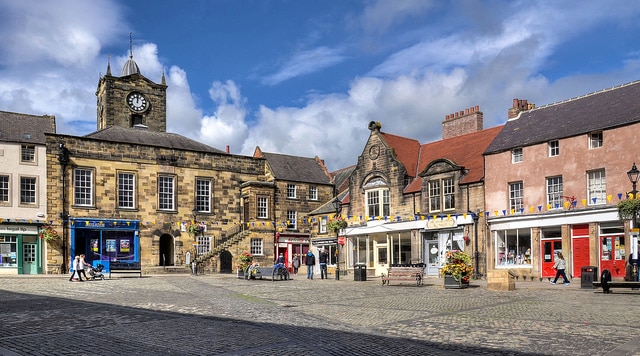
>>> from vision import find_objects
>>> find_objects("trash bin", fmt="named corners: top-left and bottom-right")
top-left (354, 264), bottom-right (367, 281)
top-left (580, 266), bottom-right (598, 289)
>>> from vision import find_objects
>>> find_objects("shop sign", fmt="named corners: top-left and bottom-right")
top-left (0, 225), bottom-right (37, 234)
top-left (426, 219), bottom-right (456, 229)
top-left (338, 236), bottom-right (345, 245)
top-left (312, 238), bottom-right (337, 245)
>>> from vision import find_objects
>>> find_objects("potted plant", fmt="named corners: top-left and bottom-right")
top-left (186, 221), bottom-right (205, 236)
top-left (237, 251), bottom-right (253, 279)
top-left (440, 250), bottom-right (474, 289)
top-left (39, 224), bottom-right (60, 242)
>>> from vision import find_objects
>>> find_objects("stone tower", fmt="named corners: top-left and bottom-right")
top-left (96, 35), bottom-right (167, 132)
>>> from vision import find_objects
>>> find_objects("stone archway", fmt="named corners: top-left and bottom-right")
top-left (220, 250), bottom-right (232, 273)
top-left (159, 234), bottom-right (175, 266)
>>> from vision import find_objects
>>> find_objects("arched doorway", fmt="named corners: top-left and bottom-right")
top-left (159, 234), bottom-right (175, 266)
top-left (220, 250), bottom-right (232, 273)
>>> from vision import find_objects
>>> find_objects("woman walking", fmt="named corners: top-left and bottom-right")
top-left (551, 252), bottom-right (570, 285)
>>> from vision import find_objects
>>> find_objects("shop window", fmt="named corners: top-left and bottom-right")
top-left (318, 245), bottom-right (337, 265)
top-left (0, 235), bottom-right (17, 266)
top-left (495, 228), bottom-right (532, 267)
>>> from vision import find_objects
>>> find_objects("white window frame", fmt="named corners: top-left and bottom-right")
top-left (587, 169), bottom-right (606, 205)
top-left (158, 175), bottom-right (175, 211)
top-left (548, 140), bottom-right (559, 157)
top-left (495, 228), bottom-right (532, 267)
top-left (511, 148), bottom-right (523, 163)
top-left (0, 175), bottom-right (10, 204)
top-left (509, 181), bottom-right (523, 212)
top-left (546, 176), bottom-right (563, 209)
top-left (117, 172), bottom-right (136, 209)
top-left (320, 217), bottom-right (327, 234)
top-left (19, 176), bottom-right (37, 205)
top-left (257, 196), bottom-right (268, 219)
top-left (287, 210), bottom-right (297, 229)
top-left (308, 186), bottom-right (318, 201)
top-left (74, 168), bottom-right (94, 207)
top-left (195, 178), bottom-right (212, 213)
top-left (20, 145), bottom-right (36, 164)
top-left (366, 189), bottom-right (389, 218)
top-left (428, 180), bottom-right (441, 212)
top-left (428, 178), bottom-right (455, 212)
top-left (196, 234), bottom-right (211, 255)
top-left (589, 132), bottom-right (603, 149)
top-left (250, 238), bottom-right (263, 255)
top-left (287, 184), bottom-right (297, 199)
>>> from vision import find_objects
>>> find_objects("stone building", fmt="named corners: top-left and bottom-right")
top-left (324, 109), bottom-right (500, 279)
top-left (0, 111), bottom-right (56, 274)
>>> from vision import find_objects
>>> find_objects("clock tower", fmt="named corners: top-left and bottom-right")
top-left (96, 36), bottom-right (167, 132)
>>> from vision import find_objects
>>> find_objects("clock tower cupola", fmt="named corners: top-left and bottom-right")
top-left (96, 33), bottom-right (167, 132)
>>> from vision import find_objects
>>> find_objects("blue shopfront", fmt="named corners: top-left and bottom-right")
top-left (70, 218), bottom-right (139, 273)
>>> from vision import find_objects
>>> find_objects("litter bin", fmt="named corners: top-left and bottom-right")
top-left (354, 264), bottom-right (367, 281)
top-left (580, 266), bottom-right (598, 289)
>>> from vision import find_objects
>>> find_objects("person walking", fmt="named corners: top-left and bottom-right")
top-left (68, 256), bottom-right (83, 282)
top-left (551, 252), bottom-right (570, 285)
top-left (305, 250), bottom-right (316, 279)
top-left (319, 249), bottom-right (328, 279)
top-left (78, 254), bottom-right (90, 281)
top-left (292, 256), bottom-right (300, 275)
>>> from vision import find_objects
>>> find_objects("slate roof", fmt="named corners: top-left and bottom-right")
top-left (485, 80), bottom-right (640, 154)
top-left (84, 125), bottom-right (225, 153)
top-left (0, 110), bottom-right (55, 144)
top-left (261, 152), bottom-right (333, 185)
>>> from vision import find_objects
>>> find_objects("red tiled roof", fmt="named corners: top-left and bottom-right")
top-left (380, 132), bottom-right (421, 176)
top-left (403, 125), bottom-right (504, 194)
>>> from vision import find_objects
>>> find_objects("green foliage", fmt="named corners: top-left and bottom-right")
top-left (327, 217), bottom-right (348, 233)
top-left (440, 250), bottom-right (474, 282)
top-left (617, 199), bottom-right (640, 221)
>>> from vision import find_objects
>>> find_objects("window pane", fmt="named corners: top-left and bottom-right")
top-left (443, 178), bottom-right (455, 210)
top-left (382, 190), bottom-right (390, 216)
top-left (367, 191), bottom-right (379, 217)
top-left (196, 178), bottom-right (211, 212)
top-left (20, 177), bottom-right (36, 204)
top-left (74, 169), bottom-right (93, 206)
top-left (287, 210), bottom-right (297, 229)
top-left (287, 184), bottom-right (296, 198)
top-left (588, 170), bottom-right (606, 205)
top-left (0, 176), bottom-right (9, 203)
top-left (250, 238), bottom-right (263, 255)
top-left (21, 145), bottom-right (35, 162)
top-left (257, 196), bottom-right (268, 218)
top-left (546, 176), bottom-right (563, 209)
top-left (118, 173), bottom-right (135, 209)
top-left (509, 182), bottom-right (523, 212)
top-left (429, 181), bottom-right (440, 212)
top-left (309, 186), bottom-right (317, 200)
top-left (158, 176), bottom-right (174, 210)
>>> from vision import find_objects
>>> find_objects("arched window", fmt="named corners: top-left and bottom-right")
top-left (363, 177), bottom-right (389, 218)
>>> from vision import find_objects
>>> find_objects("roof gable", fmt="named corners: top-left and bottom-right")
top-left (261, 152), bottom-right (332, 185)
top-left (485, 80), bottom-right (640, 154)
top-left (380, 132), bottom-right (420, 176)
top-left (0, 110), bottom-right (55, 144)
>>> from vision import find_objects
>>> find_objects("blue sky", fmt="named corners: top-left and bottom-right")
top-left (1, 0), bottom-right (640, 171)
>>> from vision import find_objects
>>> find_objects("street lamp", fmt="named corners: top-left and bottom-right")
top-left (191, 209), bottom-right (200, 275)
top-left (332, 196), bottom-right (342, 281)
top-left (627, 163), bottom-right (640, 281)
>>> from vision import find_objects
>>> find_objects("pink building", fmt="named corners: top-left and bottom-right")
top-left (484, 81), bottom-right (640, 281)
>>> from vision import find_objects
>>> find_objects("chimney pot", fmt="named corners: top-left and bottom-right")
top-left (465, 108), bottom-right (470, 115)
top-left (226, 145), bottom-right (230, 154)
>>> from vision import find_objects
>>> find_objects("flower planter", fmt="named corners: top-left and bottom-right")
top-left (444, 274), bottom-right (469, 289)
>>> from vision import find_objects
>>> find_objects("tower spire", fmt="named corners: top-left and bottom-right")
top-left (129, 32), bottom-right (133, 59)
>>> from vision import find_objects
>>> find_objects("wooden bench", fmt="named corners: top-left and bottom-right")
top-left (381, 264), bottom-right (424, 286)
top-left (246, 266), bottom-right (272, 280)
top-left (109, 262), bottom-right (142, 278)
top-left (593, 281), bottom-right (640, 293)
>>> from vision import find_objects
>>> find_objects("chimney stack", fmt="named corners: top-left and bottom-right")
top-left (441, 105), bottom-right (483, 140)
top-left (508, 99), bottom-right (535, 119)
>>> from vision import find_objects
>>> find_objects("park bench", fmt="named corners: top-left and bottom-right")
top-left (381, 264), bottom-right (424, 286)
top-left (246, 266), bottom-right (276, 280)
top-left (592, 280), bottom-right (640, 293)
top-left (109, 261), bottom-right (142, 278)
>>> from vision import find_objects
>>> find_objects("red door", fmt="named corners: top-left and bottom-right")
top-left (600, 235), bottom-right (625, 277)
top-left (541, 239), bottom-right (562, 278)
top-left (572, 237), bottom-right (590, 277)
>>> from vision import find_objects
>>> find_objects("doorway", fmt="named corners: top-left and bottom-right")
top-left (22, 243), bottom-right (37, 274)
top-left (541, 239), bottom-right (562, 278)
top-left (159, 234), bottom-right (175, 266)
top-left (425, 240), bottom-right (439, 276)
top-left (600, 235), bottom-right (625, 277)
top-left (220, 250), bottom-right (232, 273)
top-left (374, 242), bottom-right (388, 276)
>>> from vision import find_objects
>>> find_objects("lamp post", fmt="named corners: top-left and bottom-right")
top-left (627, 163), bottom-right (640, 281)
top-left (191, 209), bottom-right (199, 275)
top-left (332, 196), bottom-right (342, 281)
top-left (57, 143), bottom-right (70, 273)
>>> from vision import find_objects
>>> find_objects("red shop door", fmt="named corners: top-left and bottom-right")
top-left (541, 239), bottom-right (562, 278)
top-left (600, 236), bottom-right (625, 278)
top-left (572, 237), bottom-right (590, 277)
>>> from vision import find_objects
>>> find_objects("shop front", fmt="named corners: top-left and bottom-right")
top-left (0, 223), bottom-right (43, 275)
top-left (70, 218), bottom-right (139, 273)
top-left (421, 215), bottom-right (474, 277)
top-left (276, 232), bottom-right (310, 272)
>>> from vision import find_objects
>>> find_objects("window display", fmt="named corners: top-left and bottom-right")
top-left (0, 236), bottom-right (17, 267)
top-left (495, 228), bottom-right (532, 266)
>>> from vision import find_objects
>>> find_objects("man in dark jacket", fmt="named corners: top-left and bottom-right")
top-left (319, 249), bottom-right (328, 279)
top-left (305, 251), bottom-right (316, 279)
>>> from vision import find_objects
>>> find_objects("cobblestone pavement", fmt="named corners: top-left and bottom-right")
top-left (0, 273), bottom-right (639, 356)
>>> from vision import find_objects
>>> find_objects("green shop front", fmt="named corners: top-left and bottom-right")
top-left (70, 218), bottom-right (139, 273)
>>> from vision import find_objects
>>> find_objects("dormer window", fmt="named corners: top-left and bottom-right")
top-left (364, 177), bottom-right (389, 218)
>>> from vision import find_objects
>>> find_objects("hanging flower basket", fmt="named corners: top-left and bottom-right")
top-left (327, 217), bottom-right (348, 233)
top-left (186, 221), bottom-right (205, 236)
top-left (39, 224), bottom-right (60, 242)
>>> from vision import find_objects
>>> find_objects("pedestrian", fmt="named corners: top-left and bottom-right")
top-left (277, 253), bottom-right (284, 264)
top-left (305, 250), bottom-right (316, 279)
top-left (292, 256), bottom-right (300, 275)
top-left (78, 254), bottom-right (90, 281)
top-left (550, 252), bottom-right (570, 285)
top-left (68, 256), bottom-right (83, 282)
top-left (319, 249), bottom-right (328, 279)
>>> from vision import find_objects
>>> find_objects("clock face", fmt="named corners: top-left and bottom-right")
top-left (127, 92), bottom-right (148, 112)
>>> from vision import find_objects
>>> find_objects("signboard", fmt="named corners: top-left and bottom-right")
top-left (338, 236), bottom-right (345, 245)
top-left (312, 238), bottom-right (337, 245)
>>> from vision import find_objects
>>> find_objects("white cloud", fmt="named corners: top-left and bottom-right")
top-left (197, 81), bottom-right (249, 153)
top-left (262, 46), bottom-right (347, 85)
